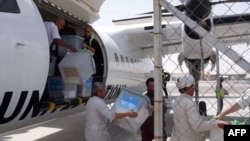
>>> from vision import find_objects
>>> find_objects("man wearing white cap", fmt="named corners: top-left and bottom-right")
top-left (170, 74), bottom-right (229, 141)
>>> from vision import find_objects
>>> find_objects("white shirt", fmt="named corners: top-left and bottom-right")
top-left (85, 96), bottom-right (115, 141)
top-left (86, 96), bottom-right (115, 126)
top-left (236, 88), bottom-right (250, 109)
top-left (171, 94), bottom-right (217, 141)
top-left (44, 21), bottom-right (61, 44)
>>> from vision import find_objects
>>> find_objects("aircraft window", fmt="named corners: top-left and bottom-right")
top-left (125, 56), bottom-right (129, 63)
top-left (114, 53), bottom-right (119, 63)
top-left (0, 0), bottom-right (20, 13)
top-left (120, 55), bottom-right (124, 63)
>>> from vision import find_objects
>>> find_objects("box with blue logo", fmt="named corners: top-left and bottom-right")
top-left (81, 76), bottom-right (93, 97)
top-left (112, 88), bottom-right (150, 133)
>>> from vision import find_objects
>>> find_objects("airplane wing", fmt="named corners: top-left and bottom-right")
top-left (110, 3), bottom-right (250, 59)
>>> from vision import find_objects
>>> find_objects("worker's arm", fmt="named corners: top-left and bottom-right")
top-left (216, 102), bottom-right (241, 120)
top-left (54, 38), bottom-right (78, 52)
top-left (114, 111), bottom-right (138, 119)
top-left (83, 43), bottom-right (95, 53)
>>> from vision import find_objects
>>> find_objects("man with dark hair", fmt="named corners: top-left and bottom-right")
top-left (171, 74), bottom-right (229, 141)
top-left (140, 77), bottom-right (167, 141)
top-left (82, 24), bottom-right (104, 82)
top-left (85, 82), bottom-right (138, 141)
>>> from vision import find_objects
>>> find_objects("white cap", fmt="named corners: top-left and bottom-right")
top-left (176, 74), bottom-right (195, 89)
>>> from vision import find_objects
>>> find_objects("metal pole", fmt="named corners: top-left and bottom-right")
top-left (200, 38), bottom-right (204, 81)
top-left (153, 0), bottom-right (163, 141)
top-left (216, 48), bottom-right (221, 114)
top-left (194, 79), bottom-right (199, 104)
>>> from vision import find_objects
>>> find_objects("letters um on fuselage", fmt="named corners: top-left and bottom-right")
top-left (0, 85), bottom-right (124, 124)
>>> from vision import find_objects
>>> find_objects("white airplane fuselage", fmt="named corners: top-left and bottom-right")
top-left (0, 0), bottom-right (153, 133)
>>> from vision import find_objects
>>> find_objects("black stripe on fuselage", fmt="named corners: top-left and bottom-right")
top-left (0, 85), bottom-right (126, 124)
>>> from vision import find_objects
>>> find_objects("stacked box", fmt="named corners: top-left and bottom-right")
top-left (82, 77), bottom-right (93, 97)
top-left (48, 57), bottom-right (56, 77)
top-left (63, 83), bottom-right (77, 99)
top-left (58, 51), bottom-right (96, 85)
top-left (58, 35), bottom-right (84, 57)
top-left (112, 88), bottom-right (150, 133)
top-left (47, 77), bottom-right (64, 100)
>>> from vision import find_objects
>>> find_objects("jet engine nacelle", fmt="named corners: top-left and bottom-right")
top-left (178, 0), bottom-right (217, 80)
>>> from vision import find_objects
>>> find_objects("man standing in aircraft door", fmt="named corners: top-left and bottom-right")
top-left (44, 17), bottom-right (78, 76)
top-left (85, 82), bottom-right (138, 141)
top-left (82, 24), bottom-right (104, 83)
top-left (140, 77), bottom-right (167, 141)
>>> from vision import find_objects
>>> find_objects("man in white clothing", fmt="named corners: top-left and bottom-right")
top-left (171, 74), bottom-right (229, 141)
top-left (44, 17), bottom-right (77, 76)
top-left (85, 82), bottom-right (138, 141)
top-left (44, 17), bottom-right (77, 52)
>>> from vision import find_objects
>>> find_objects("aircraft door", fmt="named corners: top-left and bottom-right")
top-left (0, 0), bottom-right (49, 95)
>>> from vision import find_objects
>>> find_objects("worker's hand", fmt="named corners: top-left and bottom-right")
top-left (83, 43), bottom-right (88, 48)
top-left (217, 120), bottom-right (231, 129)
top-left (215, 113), bottom-right (224, 120)
top-left (70, 46), bottom-right (78, 52)
top-left (127, 111), bottom-right (138, 118)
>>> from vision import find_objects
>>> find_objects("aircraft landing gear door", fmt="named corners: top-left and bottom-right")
top-left (0, 0), bottom-right (49, 94)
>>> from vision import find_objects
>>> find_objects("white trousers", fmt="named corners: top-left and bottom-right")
top-left (85, 127), bottom-right (111, 141)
